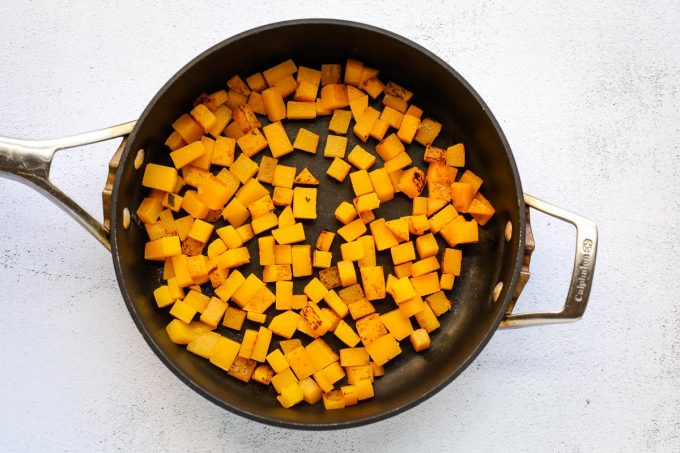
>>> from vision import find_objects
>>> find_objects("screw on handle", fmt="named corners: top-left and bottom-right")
top-left (0, 121), bottom-right (137, 250)
top-left (500, 194), bottom-right (598, 329)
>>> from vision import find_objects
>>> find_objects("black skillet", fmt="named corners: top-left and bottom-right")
top-left (0, 19), bottom-right (598, 429)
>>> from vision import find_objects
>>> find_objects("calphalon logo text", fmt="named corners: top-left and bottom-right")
top-left (574, 239), bottom-right (593, 303)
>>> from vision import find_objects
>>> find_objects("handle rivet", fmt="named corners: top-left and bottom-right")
top-left (122, 207), bottom-right (131, 229)
top-left (133, 148), bottom-right (145, 170)
top-left (504, 221), bottom-right (512, 242)
top-left (492, 282), bottom-right (503, 302)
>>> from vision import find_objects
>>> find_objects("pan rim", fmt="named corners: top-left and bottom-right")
top-left (110, 18), bottom-right (526, 430)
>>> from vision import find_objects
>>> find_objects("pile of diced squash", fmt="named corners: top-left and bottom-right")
top-left (139, 58), bottom-right (495, 410)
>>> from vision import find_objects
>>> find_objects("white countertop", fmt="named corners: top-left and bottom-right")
top-left (1, 1), bottom-right (678, 451)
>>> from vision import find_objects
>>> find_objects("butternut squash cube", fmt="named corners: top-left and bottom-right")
top-left (385, 218), bottom-right (410, 243)
top-left (292, 294), bottom-right (308, 310)
top-left (251, 326), bottom-right (272, 362)
top-left (293, 167), bottom-right (319, 186)
top-left (393, 262), bottom-right (412, 279)
top-left (369, 218), bottom-right (399, 251)
top-left (292, 187), bottom-right (317, 219)
top-left (247, 194), bottom-right (275, 223)
top-left (360, 76), bottom-right (384, 98)
top-left (169, 299), bottom-right (196, 324)
top-left (323, 389), bottom-right (346, 410)
top-left (263, 59), bottom-right (297, 86)
top-left (293, 80), bottom-right (319, 103)
top-left (381, 92), bottom-right (407, 112)
top-left (235, 178), bottom-right (268, 206)
top-left (364, 333), bottom-right (402, 366)
top-left (275, 280), bottom-right (293, 310)
top-left (426, 290), bottom-right (452, 317)
top-left (414, 118), bottom-right (442, 146)
top-left (291, 245), bottom-right (312, 277)
top-left (299, 303), bottom-right (329, 338)
top-left (337, 218), bottom-right (367, 242)
top-left (411, 256), bottom-right (440, 277)
top-left (391, 241), bottom-right (416, 265)
top-left (261, 121), bottom-right (293, 158)
top-left (397, 114), bottom-right (420, 144)
top-left (304, 278), bottom-right (329, 304)
top-left (337, 260), bottom-right (357, 287)
top-left (349, 170), bottom-right (374, 196)
top-left (230, 154), bottom-right (258, 184)
top-left (349, 94), bottom-right (368, 122)
top-left (440, 217), bottom-right (479, 246)
top-left (165, 130), bottom-right (186, 151)
top-left (326, 157), bottom-right (352, 182)
top-left (321, 64), bottom-right (341, 86)
top-left (284, 100), bottom-right (316, 120)
top-left (247, 92), bottom-right (267, 116)
top-left (428, 204), bottom-right (458, 234)
top-left (216, 225), bottom-right (243, 249)
top-left (359, 266), bottom-right (386, 300)
top-left (334, 320), bottom-right (361, 347)
top-left (137, 197), bottom-right (163, 224)
top-left (410, 328), bottom-right (431, 352)
top-left (246, 72), bottom-right (268, 92)
top-left (252, 364), bottom-right (274, 385)
top-left (353, 106), bottom-right (380, 142)
top-left (441, 248), bottom-right (462, 276)
top-left (293, 128), bottom-right (320, 154)
top-left (172, 113), bottom-right (203, 144)
top-left (335, 200), bottom-right (355, 223)
top-left (410, 272), bottom-right (441, 297)
top-left (313, 250), bottom-right (332, 269)
top-left (375, 133), bottom-right (404, 161)
top-left (188, 219), bottom-right (213, 243)
top-left (261, 87), bottom-right (287, 122)
top-left (273, 75), bottom-right (297, 98)
top-left (271, 367), bottom-right (299, 394)
top-left (369, 118), bottom-right (389, 141)
top-left (467, 192), bottom-right (495, 226)
top-left (440, 273), bottom-right (455, 290)
top-left (222, 306), bottom-right (247, 331)
top-left (272, 187), bottom-right (293, 206)
top-left (251, 211), bottom-right (278, 235)
top-left (306, 338), bottom-right (339, 372)
top-left (446, 143), bottom-right (465, 167)
top-left (450, 182), bottom-right (475, 212)
top-left (267, 349), bottom-right (290, 373)
top-left (397, 167), bottom-right (426, 198)
top-left (238, 329), bottom-right (259, 359)
top-left (231, 273), bottom-right (265, 308)
top-left (272, 164), bottom-right (296, 189)
top-left (345, 365), bottom-right (373, 385)
top-left (258, 236), bottom-right (275, 266)
top-left (235, 128), bottom-right (267, 157)
top-left (368, 168), bottom-right (395, 202)
top-left (232, 105), bottom-right (260, 134)
top-left (269, 310), bottom-right (300, 339)
top-left (256, 155), bottom-right (278, 185)
top-left (414, 304), bottom-right (440, 333)
top-left (392, 277), bottom-right (417, 304)
top-left (312, 231), bottom-right (336, 253)
top-left (320, 84), bottom-right (350, 110)
top-left (380, 309), bottom-right (414, 341)
top-left (459, 169), bottom-right (483, 196)
top-left (328, 110), bottom-right (352, 134)
top-left (348, 299), bottom-right (376, 320)
top-left (142, 163), bottom-right (179, 193)
top-left (357, 235), bottom-right (377, 267)
top-left (298, 377), bottom-right (323, 405)
top-left (207, 336), bottom-right (240, 371)
top-left (340, 348), bottom-right (370, 367)
top-left (323, 134), bottom-right (348, 158)
top-left (415, 233), bottom-right (439, 259)
top-left (347, 145), bottom-right (376, 170)
top-left (165, 319), bottom-right (210, 345)
top-left (355, 313), bottom-right (387, 345)
top-left (153, 285), bottom-right (175, 308)
top-left (340, 240), bottom-right (365, 262)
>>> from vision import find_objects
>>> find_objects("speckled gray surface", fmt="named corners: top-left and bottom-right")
top-left (1, 1), bottom-right (679, 451)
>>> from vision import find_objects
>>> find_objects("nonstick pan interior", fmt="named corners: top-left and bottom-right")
top-left (111, 20), bottom-right (525, 428)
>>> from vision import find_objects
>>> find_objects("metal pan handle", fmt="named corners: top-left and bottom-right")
top-left (0, 122), bottom-right (137, 251)
top-left (500, 194), bottom-right (598, 328)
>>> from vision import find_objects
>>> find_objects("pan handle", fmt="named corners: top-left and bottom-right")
top-left (0, 121), bottom-right (137, 251)
top-left (499, 194), bottom-right (598, 328)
